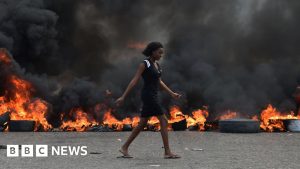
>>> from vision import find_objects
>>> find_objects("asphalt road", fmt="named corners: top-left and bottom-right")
top-left (0, 131), bottom-right (299, 169)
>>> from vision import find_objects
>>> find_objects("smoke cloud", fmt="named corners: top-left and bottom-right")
top-left (1, 0), bottom-right (300, 121)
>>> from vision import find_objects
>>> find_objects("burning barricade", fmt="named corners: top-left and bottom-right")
top-left (1, 48), bottom-right (300, 132)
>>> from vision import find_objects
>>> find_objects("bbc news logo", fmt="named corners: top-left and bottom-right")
top-left (7, 145), bottom-right (88, 157)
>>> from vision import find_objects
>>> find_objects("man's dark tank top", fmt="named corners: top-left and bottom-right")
top-left (141, 58), bottom-right (162, 99)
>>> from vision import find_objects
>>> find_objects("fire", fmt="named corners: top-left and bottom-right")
top-left (217, 111), bottom-right (238, 120)
top-left (0, 48), bottom-right (11, 64)
top-left (131, 116), bottom-right (140, 128)
top-left (167, 106), bottom-right (186, 131)
top-left (103, 110), bottom-right (123, 131)
top-left (127, 41), bottom-right (147, 50)
top-left (103, 110), bottom-right (141, 131)
top-left (60, 108), bottom-right (97, 132)
top-left (2, 76), bottom-right (53, 131)
top-left (147, 116), bottom-right (173, 131)
top-left (168, 106), bottom-right (185, 123)
top-left (260, 104), bottom-right (297, 132)
top-left (4, 48), bottom-right (300, 133)
top-left (59, 108), bottom-right (141, 132)
top-left (0, 48), bottom-right (52, 131)
top-left (147, 116), bottom-right (158, 125)
top-left (186, 108), bottom-right (209, 131)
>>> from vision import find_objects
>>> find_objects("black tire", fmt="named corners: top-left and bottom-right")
top-left (219, 119), bottom-right (260, 133)
top-left (0, 112), bottom-right (10, 126)
top-left (172, 119), bottom-right (187, 131)
top-left (283, 119), bottom-right (300, 132)
top-left (9, 120), bottom-right (35, 132)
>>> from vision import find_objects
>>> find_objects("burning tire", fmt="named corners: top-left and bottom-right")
top-left (283, 119), bottom-right (300, 132)
top-left (122, 124), bottom-right (132, 131)
top-left (9, 120), bottom-right (35, 132)
top-left (0, 112), bottom-right (10, 131)
top-left (0, 112), bottom-right (10, 126)
top-left (219, 119), bottom-right (260, 133)
top-left (172, 119), bottom-right (187, 131)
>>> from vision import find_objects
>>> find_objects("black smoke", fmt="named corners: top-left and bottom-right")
top-left (1, 0), bottom-right (300, 121)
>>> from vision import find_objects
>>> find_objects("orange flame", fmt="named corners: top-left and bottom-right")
top-left (0, 74), bottom-right (52, 131)
top-left (0, 48), bottom-right (12, 64)
top-left (186, 108), bottom-right (209, 131)
top-left (131, 116), bottom-right (140, 128)
top-left (0, 49), bottom-right (52, 131)
top-left (60, 108), bottom-right (97, 131)
top-left (217, 111), bottom-right (238, 120)
top-left (103, 110), bottom-right (123, 131)
top-left (260, 104), bottom-right (297, 132)
top-left (8, 75), bottom-right (52, 130)
top-left (103, 110), bottom-right (141, 131)
top-left (147, 116), bottom-right (161, 130)
top-left (127, 41), bottom-right (147, 50)
top-left (168, 106), bottom-right (185, 123)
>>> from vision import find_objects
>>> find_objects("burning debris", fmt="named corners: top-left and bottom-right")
top-left (282, 119), bottom-right (300, 132)
top-left (9, 120), bottom-right (35, 132)
top-left (1, 48), bottom-right (300, 132)
top-left (1, 1), bottom-right (300, 135)
top-left (185, 108), bottom-right (209, 131)
top-left (0, 111), bottom-right (9, 131)
top-left (171, 119), bottom-right (187, 131)
top-left (87, 125), bottom-right (114, 132)
top-left (260, 105), bottom-right (299, 132)
top-left (217, 111), bottom-right (238, 120)
top-left (60, 108), bottom-right (98, 132)
top-left (126, 41), bottom-right (147, 50)
top-left (0, 49), bottom-right (52, 131)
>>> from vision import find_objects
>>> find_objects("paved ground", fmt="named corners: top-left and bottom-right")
top-left (0, 131), bottom-right (299, 169)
